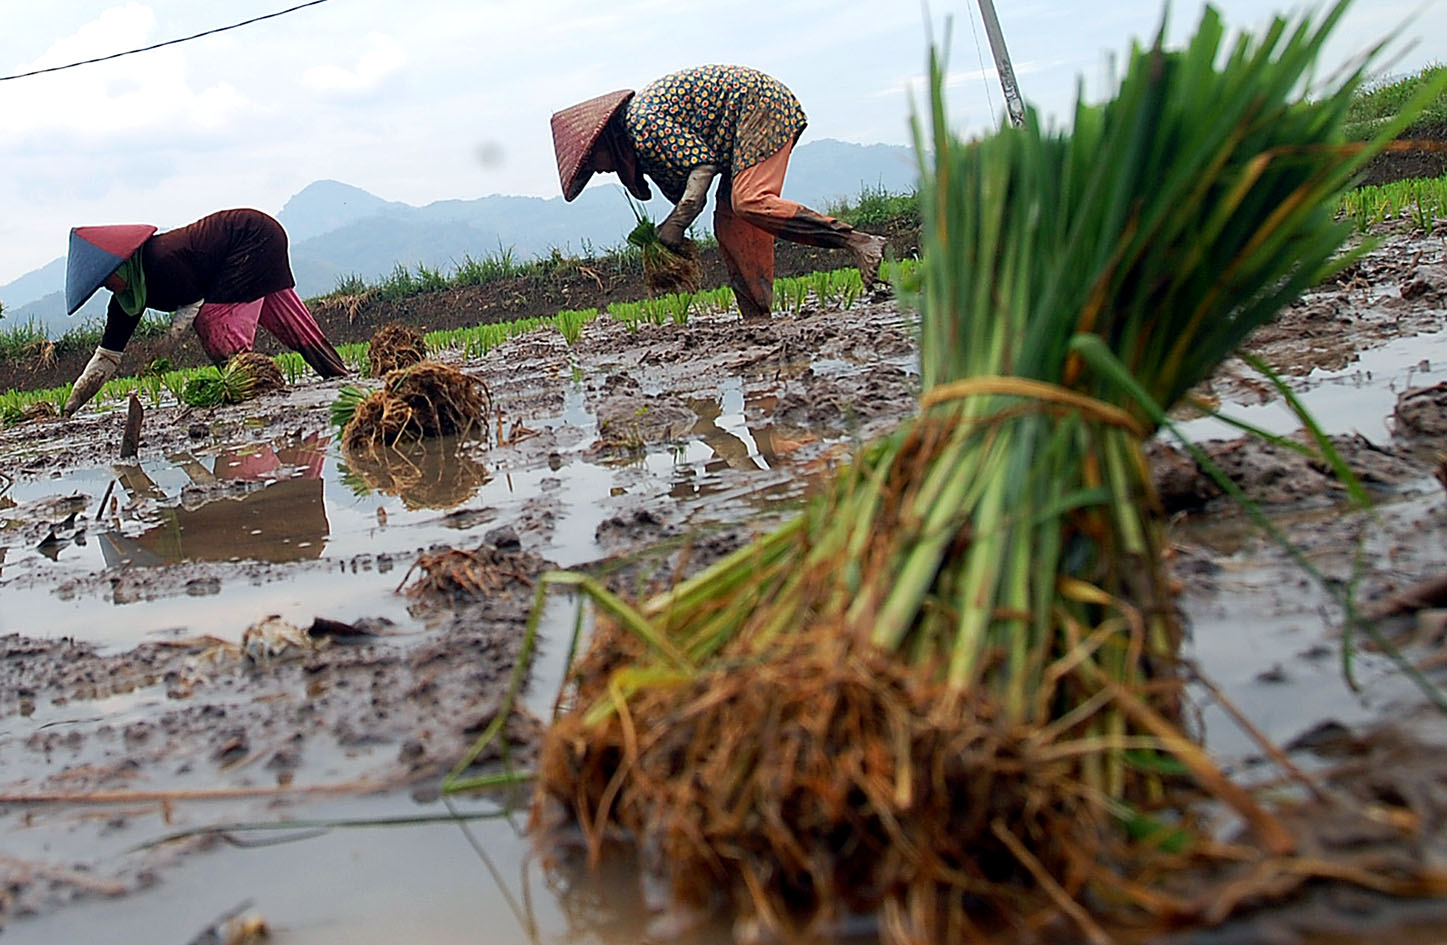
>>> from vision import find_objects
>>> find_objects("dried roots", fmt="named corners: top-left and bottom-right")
top-left (535, 631), bottom-right (1105, 943)
top-left (368, 321), bottom-right (428, 377)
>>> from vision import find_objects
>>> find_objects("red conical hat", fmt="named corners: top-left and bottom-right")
top-left (551, 89), bottom-right (633, 202)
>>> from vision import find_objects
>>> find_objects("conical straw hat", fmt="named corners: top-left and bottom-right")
top-left (65, 224), bottom-right (157, 314)
top-left (551, 89), bottom-right (633, 201)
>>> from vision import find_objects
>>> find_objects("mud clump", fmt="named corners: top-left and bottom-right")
top-left (342, 361), bottom-right (492, 452)
top-left (401, 544), bottom-right (543, 608)
top-left (368, 321), bottom-right (428, 377)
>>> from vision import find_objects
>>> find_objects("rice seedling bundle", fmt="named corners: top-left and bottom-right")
top-left (627, 211), bottom-right (702, 297)
top-left (526, 3), bottom-right (1446, 940)
top-left (339, 361), bottom-right (491, 452)
top-left (367, 321), bottom-right (429, 376)
top-left (181, 353), bottom-right (282, 407)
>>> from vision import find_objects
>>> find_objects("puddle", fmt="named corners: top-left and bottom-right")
top-left (1175, 327), bottom-right (1447, 443)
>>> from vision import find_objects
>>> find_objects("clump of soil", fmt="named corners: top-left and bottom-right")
top-left (401, 545), bottom-right (540, 608)
top-left (368, 322), bottom-right (428, 377)
top-left (341, 361), bottom-right (491, 452)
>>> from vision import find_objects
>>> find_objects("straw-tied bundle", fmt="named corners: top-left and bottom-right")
top-left (628, 205), bottom-right (702, 297)
top-left (527, 4), bottom-right (1442, 940)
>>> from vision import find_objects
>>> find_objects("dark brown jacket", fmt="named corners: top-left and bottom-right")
top-left (108, 209), bottom-right (296, 319)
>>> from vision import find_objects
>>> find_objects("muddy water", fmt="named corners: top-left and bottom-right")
top-left (4, 294), bottom-right (1446, 943)
top-left (0, 337), bottom-right (904, 945)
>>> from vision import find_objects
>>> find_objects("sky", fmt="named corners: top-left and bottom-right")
top-left (0, 0), bottom-right (1442, 289)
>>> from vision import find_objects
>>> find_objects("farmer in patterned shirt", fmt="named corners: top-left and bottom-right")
top-left (551, 65), bottom-right (888, 320)
top-left (60, 208), bottom-right (348, 417)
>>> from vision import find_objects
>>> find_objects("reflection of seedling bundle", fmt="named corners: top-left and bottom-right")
top-left (368, 321), bottom-right (428, 377)
top-left (339, 436), bottom-right (491, 510)
top-left (627, 202), bottom-right (701, 297)
top-left (181, 352), bottom-right (285, 407)
top-left (335, 361), bottom-right (491, 452)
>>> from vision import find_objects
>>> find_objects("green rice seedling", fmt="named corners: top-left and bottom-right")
top-left (808, 269), bottom-right (834, 308)
top-left (608, 300), bottom-right (644, 332)
top-left (837, 267), bottom-right (864, 309)
top-left (274, 351), bottom-right (307, 385)
top-left (329, 384), bottom-right (371, 431)
top-left (333, 342), bottom-right (368, 374)
top-left (517, 5), bottom-right (1447, 940)
top-left (626, 199), bottom-right (702, 295)
top-left (665, 292), bottom-right (692, 326)
top-left (554, 307), bottom-right (597, 346)
top-left (180, 358), bottom-right (265, 407)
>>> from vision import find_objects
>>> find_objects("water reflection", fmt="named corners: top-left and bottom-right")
top-left (339, 434), bottom-right (491, 510)
top-left (102, 433), bottom-right (331, 567)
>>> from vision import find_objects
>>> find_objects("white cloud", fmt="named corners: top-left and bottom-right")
top-left (302, 33), bottom-right (406, 98)
top-left (0, 3), bottom-right (252, 142)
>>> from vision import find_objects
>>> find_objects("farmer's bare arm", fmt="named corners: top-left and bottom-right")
top-left (658, 165), bottom-right (718, 249)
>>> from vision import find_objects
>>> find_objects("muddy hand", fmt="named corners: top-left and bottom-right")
top-left (61, 346), bottom-right (122, 417)
top-left (847, 232), bottom-right (887, 287)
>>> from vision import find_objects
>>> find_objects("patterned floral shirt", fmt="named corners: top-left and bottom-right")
top-left (623, 65), bottom-right (808, 203)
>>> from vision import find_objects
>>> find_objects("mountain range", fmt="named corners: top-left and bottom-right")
top-left (0, 139), bottom-right (917, 338)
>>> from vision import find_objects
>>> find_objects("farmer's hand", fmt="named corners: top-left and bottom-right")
top-left (657, 217), bottom-right (688, 252)
top-left (61, 346), bottom-right (122, 417)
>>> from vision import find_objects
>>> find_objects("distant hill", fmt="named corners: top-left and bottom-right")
top-left (0, 139), bottom-right (917, 338)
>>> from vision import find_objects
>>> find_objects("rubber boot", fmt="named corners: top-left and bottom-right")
top-left (61, 346), bottom-right (122, 417)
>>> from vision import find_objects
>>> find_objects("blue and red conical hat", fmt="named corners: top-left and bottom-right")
top-left (65, 224), bottom-right (157, 314)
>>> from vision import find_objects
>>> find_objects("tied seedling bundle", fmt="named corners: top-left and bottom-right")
top-left (332, 361), bottom-right (491, 453)
top-left (181, 352), bottom-right (285, 407)
top-left (526, 3), bottom-right (1443, 940)
top-left (627, 201), bottom-right (702, 296)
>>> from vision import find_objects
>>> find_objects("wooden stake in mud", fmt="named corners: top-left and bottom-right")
top-left (120, 393), bottom-right (143, 459)
top-left (977, 0), bottom-right (1026, 127)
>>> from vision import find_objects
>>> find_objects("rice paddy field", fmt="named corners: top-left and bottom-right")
top-left (5, 8), bottom-right (1447, 945)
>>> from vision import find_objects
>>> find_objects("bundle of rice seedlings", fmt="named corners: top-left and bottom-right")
top-left (181, 353), bottom-right (284, 407)
top-left (523, 4), bottom-right (1446, 940)
top-left (367, 321), bottom-right (428, 377)
top-left (339, 360), bottom-right (491, 453)
top-left (628, 204), bottom-right (702, 297)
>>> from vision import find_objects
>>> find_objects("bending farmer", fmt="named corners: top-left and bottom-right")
top-left (62, 208), bottom-right (348, 416)
top-left (551, 64), bottom-right (887, 320)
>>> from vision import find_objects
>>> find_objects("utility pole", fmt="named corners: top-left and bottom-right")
top-left (976, 0), bottom-right (1026, 127)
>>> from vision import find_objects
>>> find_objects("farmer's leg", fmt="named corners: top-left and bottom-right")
top-left (731, 142), bottom-right (887, 286)
top-left (257, 289), bottom-right (348, 378)
top-left (714, 193), bottom-right (775, 320)
top-left (193, 300), bottom-right (263, 366)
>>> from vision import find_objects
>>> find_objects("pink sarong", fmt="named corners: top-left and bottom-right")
top-left (193, 288), bottom-right (347, 377)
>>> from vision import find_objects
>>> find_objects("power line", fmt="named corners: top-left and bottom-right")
top-left (0, 0), bottom-right (335, 83)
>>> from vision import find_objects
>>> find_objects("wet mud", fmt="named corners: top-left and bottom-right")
top-left (3, 222), bottom-right (1447, 943)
